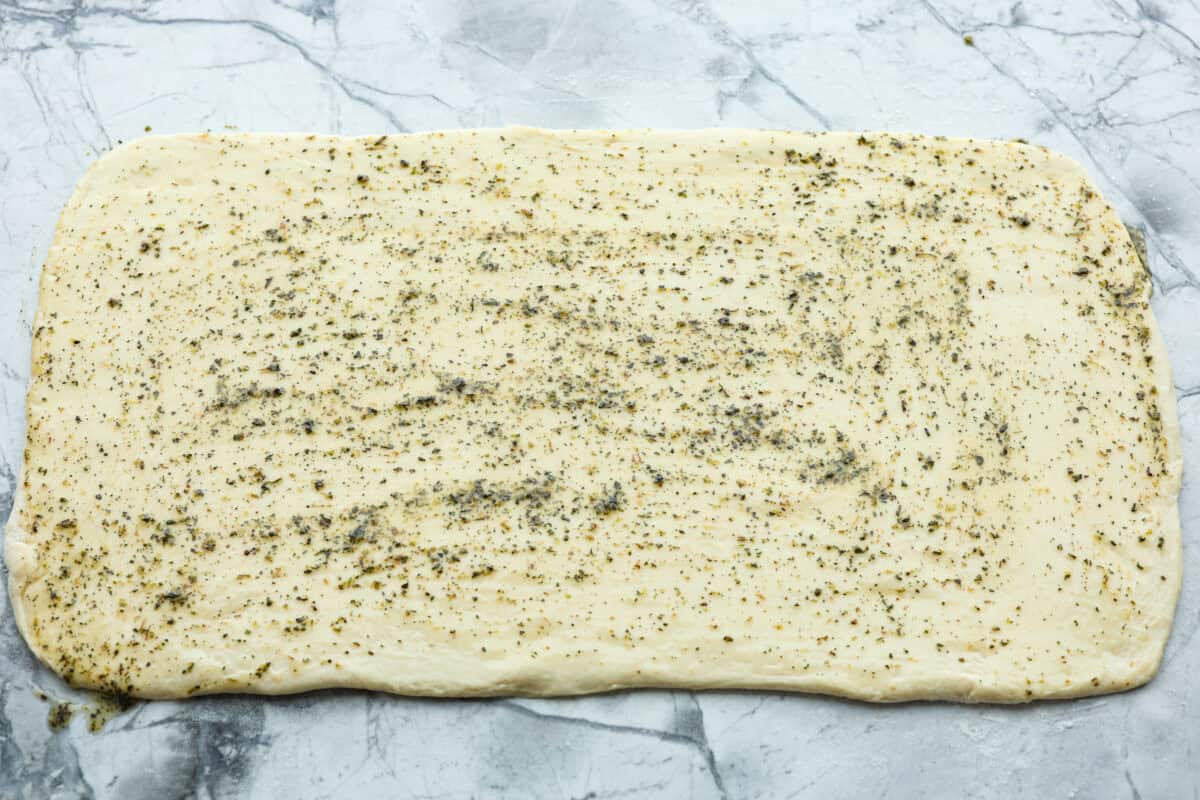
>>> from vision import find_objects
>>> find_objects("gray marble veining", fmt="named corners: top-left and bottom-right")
top-left (1, 0), bottom-right (1198, 797)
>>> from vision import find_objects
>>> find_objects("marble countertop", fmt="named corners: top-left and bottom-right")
top-left (1, 0), bottom-right (1197, 797)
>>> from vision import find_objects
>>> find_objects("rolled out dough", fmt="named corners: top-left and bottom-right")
top-left (5, 129), bottom-right (1182, 701)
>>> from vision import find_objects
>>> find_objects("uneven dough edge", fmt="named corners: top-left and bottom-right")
top-left (5, 147), bottom-right (114, 680)
top-left (4, 128), bottom-right (1184, 703)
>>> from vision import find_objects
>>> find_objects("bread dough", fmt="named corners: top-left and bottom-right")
top-left (5, 129), bottom-right (1182, 702)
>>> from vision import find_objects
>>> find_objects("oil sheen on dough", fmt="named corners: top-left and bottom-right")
top-left (4, 129), bottom-right (1182, 702)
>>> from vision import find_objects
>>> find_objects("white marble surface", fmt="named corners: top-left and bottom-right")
top-left (0, 0), bottom-right (1198, 797)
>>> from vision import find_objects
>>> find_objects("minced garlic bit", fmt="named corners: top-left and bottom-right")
top-left (5, 129), bottom-right (1181, 701)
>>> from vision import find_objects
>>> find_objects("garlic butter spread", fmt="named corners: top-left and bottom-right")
top-left (4, 129), bottom-right (1182, 701)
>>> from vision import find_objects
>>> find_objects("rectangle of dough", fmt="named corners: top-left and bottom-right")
top-left (5, 129), bottom-right (1182, 702)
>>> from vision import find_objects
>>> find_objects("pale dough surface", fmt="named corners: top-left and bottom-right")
top-left (5, 129), bottom-right (1182, 702)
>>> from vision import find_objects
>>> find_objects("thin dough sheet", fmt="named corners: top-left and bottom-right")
top-left (5, 129), bottom-right (1182, 701)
